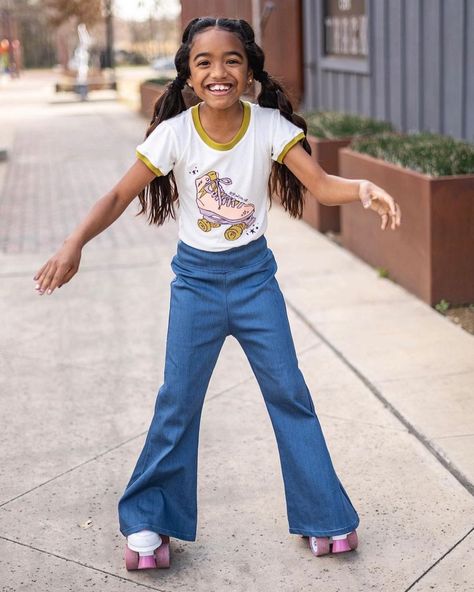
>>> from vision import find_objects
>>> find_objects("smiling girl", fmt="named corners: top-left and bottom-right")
top-left (33, 17), bottom-right (401, 570)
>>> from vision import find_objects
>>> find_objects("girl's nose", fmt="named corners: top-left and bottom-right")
top-left (210, 62), bottom-right (226, 79)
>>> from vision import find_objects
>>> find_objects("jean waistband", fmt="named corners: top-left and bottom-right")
top-left (174, 235), bottom-right (270, 272)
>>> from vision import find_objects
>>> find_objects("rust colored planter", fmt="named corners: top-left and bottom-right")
top-left (339, 148), bottom-right (474, 306)
top-left (140, 82), bottom-right (201, 119)
top-left (139, 82), bottom-right (168, 119)
top-left (301, 135), bottom-right (352, 233)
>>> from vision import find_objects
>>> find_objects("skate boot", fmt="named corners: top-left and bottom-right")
top-left (304, 530), bottom-right (358, 557)
top-left (195, 171), bottom-right (256, 241)
top-left (124, 529), bottom-right (170, 570)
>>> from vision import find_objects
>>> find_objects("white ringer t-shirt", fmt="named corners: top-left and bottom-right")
top-left (136, 100), bottom-right (305, 252)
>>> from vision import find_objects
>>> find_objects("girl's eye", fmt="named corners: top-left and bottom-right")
top-left (197, 61), bottom-right (210, 67)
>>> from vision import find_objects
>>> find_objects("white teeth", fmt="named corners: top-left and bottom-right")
top-left (209, 84), bottom-right (231, 91)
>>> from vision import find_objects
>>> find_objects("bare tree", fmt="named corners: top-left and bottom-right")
top-left (42, 0), bottom-right (103, 28)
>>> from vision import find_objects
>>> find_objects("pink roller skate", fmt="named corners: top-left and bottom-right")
top-left (124, 530), bottom-right (170, 570)
top-left (195, 171), bottom-right (256, 241)
top-left (304, 530), bottom-right (358, 557)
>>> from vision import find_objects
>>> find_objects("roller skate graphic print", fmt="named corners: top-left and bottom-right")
top-left (195, 171), bottom-right (256, 241)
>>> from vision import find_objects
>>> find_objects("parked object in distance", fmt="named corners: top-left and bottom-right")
top-left (151, 56), bottom-right (176, 71)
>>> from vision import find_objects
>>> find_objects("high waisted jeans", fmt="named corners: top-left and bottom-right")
top-left (118, 235), bottom-right (359, 541)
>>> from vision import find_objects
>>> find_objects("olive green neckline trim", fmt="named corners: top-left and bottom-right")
top-left (192, 100), bottom-right (251, 150)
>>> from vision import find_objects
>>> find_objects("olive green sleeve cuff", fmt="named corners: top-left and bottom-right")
top-left (136, 150), bottom-right (164, 177)
top-left (276, 131), bottom-right (306, 164)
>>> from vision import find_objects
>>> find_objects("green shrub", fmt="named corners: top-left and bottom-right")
top-left (144, 77), bottom-right (174, 86)
top-left (350, 132), bottom-right (474, 176)
top-left (302, 111), bottom-right (394, 139)
top-left (435, 299), bottom-right (450, 314)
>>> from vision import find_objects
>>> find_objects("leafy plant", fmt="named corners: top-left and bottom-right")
top-left (376, 267), bottom-right (390, 278)
top-left (435, 299), bottom-right (450, 314)
top-left (350, 132), bottom-right (474, 176)
top-left (301, 111), bottom-right (394, 140)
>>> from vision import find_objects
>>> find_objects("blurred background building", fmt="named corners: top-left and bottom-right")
top-left (302, 0), bottom-right (473, 142)
top-left (1, 0), bottom-right (472, 141)
top-left (181, 0), bottom-right (473, 142)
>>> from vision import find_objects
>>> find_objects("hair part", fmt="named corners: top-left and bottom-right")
top-left (136, 16), bottom-right (311, 226)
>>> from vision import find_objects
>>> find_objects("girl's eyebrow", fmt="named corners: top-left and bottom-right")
top-left (193, 51), bottom-right (244, 61)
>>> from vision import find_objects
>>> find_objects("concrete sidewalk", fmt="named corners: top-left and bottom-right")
top-left (0, 71), bottom-right (473, 592)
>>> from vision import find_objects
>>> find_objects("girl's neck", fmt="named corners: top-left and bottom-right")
top-left (198, 100), bottom-right (244, 143)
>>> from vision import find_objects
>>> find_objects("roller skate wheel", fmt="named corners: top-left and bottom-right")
top-left (308, 536), bottom-right (330, 557)
top-left (124, 546), bottom-right (139, 571)
top-left (154, 534), bottom-right (171, 568)
top-left (224, 223), bottom-right (245, 241)
top-left (347, 530), bottom-right (358, 550)
top-left (198, 218), bottom-right (212, 232)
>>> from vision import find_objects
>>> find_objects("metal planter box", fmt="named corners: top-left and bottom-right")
top-left (300, 135), bottom-right (352, 233)
top-left (339, 148), bottom-right (474, 306)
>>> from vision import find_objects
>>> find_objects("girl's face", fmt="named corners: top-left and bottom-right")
top-left (187, 27), bottom-right (251, 110)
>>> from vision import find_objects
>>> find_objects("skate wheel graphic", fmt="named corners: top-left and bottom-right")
top-left (224, 223), bottom-right (245, 241)
top-left (198, 218), bottom-right (220, 232)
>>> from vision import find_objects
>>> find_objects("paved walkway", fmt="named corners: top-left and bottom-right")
top-left (0, 71), bottom-right (473, 592)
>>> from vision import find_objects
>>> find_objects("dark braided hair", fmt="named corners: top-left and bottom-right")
top-left (136, 16), bottom-right (311, 226)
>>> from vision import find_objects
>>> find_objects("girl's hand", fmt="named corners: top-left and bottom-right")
top-left (359, 180), bottom-right (402, 230)
top-left (33, 239), bottom-right (82, 296)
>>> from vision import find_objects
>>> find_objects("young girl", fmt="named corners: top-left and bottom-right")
top-left (33, 17), bottom-right (401, 570)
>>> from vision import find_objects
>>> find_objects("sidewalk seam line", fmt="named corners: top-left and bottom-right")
top-left (0, 535), bottom-right (169, 592)
top-left (285, 298), bottom-right (474, 497)
top-left (403, 526), bottom-right (474, 591)
top-left (0, 432), bottom-right (147, 509)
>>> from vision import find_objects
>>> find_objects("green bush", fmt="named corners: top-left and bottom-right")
top-left (302, 111), bottom-right (394, 139)
top-left (350, 132), bottom-right (474, 176)
top-left (144, 77), bottom-right (174, 86)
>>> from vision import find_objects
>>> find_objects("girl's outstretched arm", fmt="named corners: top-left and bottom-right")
top-left (33, 160), bottom-right (156, 296)
top-left (283, 143), bottom-right (401, 231)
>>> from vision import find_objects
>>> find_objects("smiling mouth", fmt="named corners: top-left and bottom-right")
top-left (206, 83), bottom-right (233, 94)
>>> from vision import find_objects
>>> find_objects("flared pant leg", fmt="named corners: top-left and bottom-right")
top-left (226, 249), bottom-right (360, 538)
top-left (118, 266), bottom-right (227, 542)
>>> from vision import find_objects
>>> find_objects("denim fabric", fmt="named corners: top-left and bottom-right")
top-left (118, 235), bottom-right (360, 541)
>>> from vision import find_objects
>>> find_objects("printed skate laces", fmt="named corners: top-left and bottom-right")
top-left (200, 175), bottom-right (246, 210)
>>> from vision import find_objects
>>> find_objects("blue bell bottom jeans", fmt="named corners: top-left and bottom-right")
top-left (118, 235), bottom-right (359, 541)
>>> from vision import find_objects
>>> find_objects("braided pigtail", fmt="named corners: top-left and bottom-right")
top-left (136, 19), bottom-right (204, 226)
top-left (254, 69), bottom-right (311, 218)
top-left (236, 19), bottom-right (311, 218)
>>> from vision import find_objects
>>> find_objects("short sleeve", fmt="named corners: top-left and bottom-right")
top-left (135, 120), bottom-right (178, 177)
top-left (270, 110), bottom-right (306, 164)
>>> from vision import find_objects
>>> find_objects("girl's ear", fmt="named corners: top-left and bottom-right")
top-left (247, 69), bottom-right (254, 85)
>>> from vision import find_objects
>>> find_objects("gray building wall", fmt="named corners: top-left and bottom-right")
top-left (302, 0), bottom-right (474, 142)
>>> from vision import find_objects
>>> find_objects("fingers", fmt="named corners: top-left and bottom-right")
top-left (33, 262), bottom-right (49, 282)
top-left (33, 261), bottom-right (73, 295)
top-left (47, 264), bottom-right (73, 295)
top-left (34, 261), bottom-right (54, 294)
top-left (387, 201), bottom-right (402, 230)
top-left (374, 189), bottom-right (401, 231)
